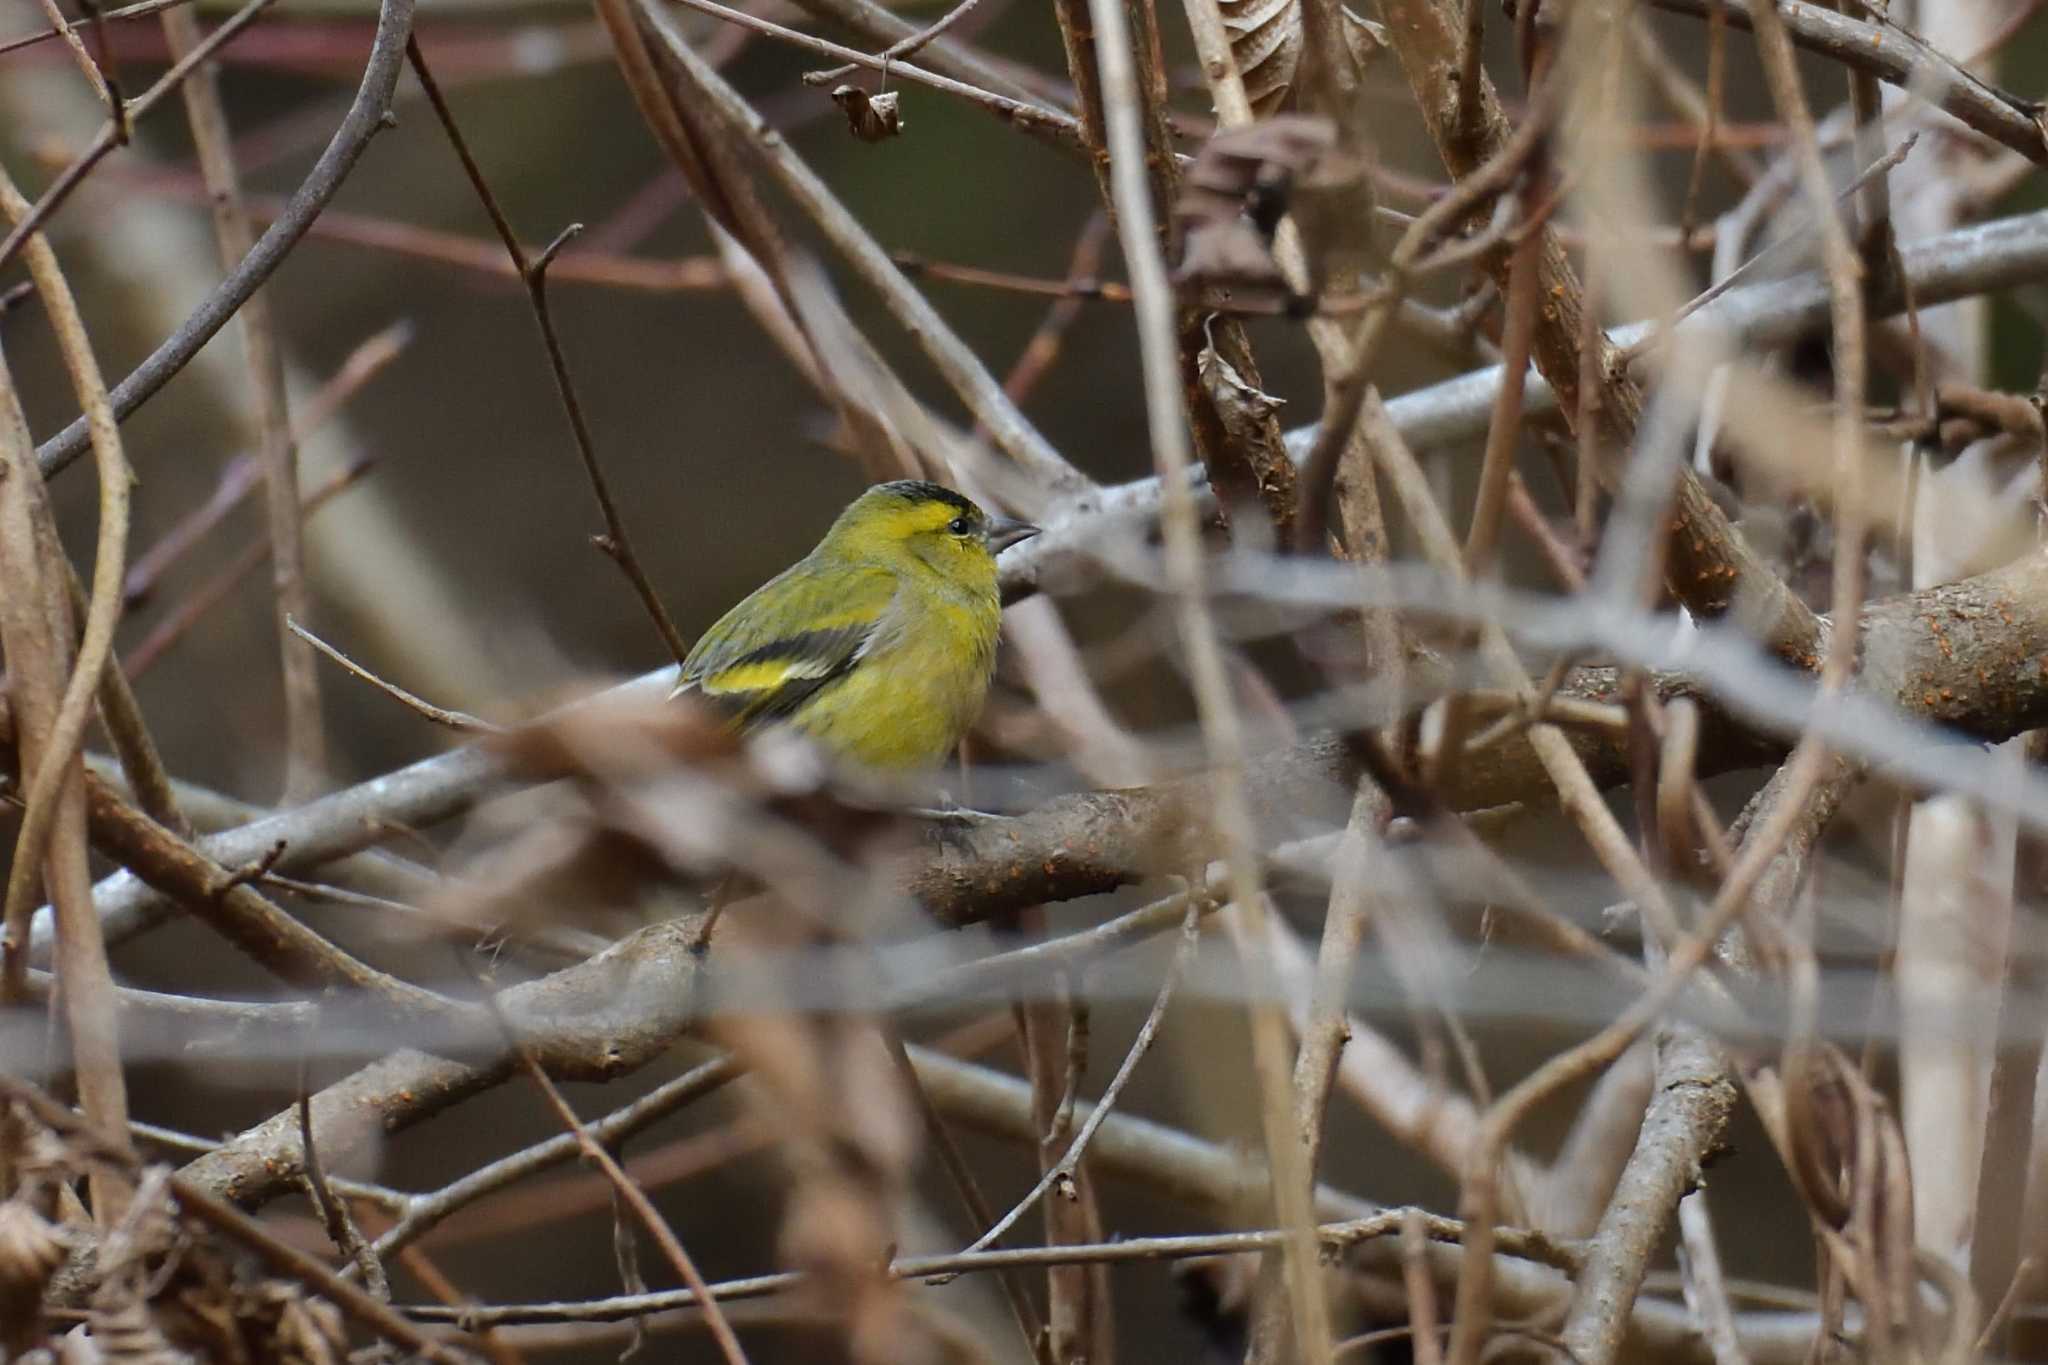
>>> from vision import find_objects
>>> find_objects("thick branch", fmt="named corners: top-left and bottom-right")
top-left (178, 918), bottom-right (706, 1203)
top-left (1558, 1028), bottom-right (1736, 1365)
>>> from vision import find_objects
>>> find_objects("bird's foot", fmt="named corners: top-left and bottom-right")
top-left (912, 801), bottom-right (1007, 856)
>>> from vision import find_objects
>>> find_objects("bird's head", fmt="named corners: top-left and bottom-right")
top-left (824, 480), bottom-right (1039, 591)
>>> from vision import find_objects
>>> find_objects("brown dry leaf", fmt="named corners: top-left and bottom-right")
top-left (490, 690), bottom-right (743, 782)
top-left (1198, 336), bottom-right (1287, 436)
top-left (0, 1201), bottom-right (69, 1355)
top-left (1752, 1044), bottom-right (1928, 1353)
top-left (1174, 115), bottom-right (1340, 312)
top-left (233, 1282), bottom-right (347, 1365)
top-left (830, 85), bottom-right (904, 142)
top-left (1218, 0), bottom-right (1301, 116)
top-left (1214, 0), bottom-right (1384, 117)
top-left (1339, 8), bottom-right (1388, 73)
top-left (445, 691), bottom-right (913, 942)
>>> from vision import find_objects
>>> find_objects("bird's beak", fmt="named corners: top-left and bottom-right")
top-left (986, 516), bottom-right (1041, 554)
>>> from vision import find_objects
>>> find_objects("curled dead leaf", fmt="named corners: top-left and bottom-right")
top-left (1198, 334), bottom-right (1288, 455)
top-left (831, 85), bottom-right (904, 142)
top-left (1214, 0), bottom-right (1384, 117)
top-left (1174, 115), bottom-right (1341, 313)
top-left (0, 1201), bottom-right (68, 1353)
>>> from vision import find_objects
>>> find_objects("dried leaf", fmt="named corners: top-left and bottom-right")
top-left (448, 691), bottom-right (916, 945)
top-left (0, 1205), bottom-right (67, 1292)
top-left (1213, 0), bottom-right (1382, 117)
top-left (490, 691), bottom-right (744, 783)
top-left (830, 85), bottom-right (904, 142)
top-left (1173, 116), bottom-right (1338, 311)
top-left (1197, 337), bottom-right (1289, 471)
top-left (1217, 0), bottom-right (1301, 116)
top-left (234, 1282), bottom-right (347, 1365)
top-left (0, 1202), bottom-right (70, 1354)
top-left (1339, 6), bottom-right (1387, 70)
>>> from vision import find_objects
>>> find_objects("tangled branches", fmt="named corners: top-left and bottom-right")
top-left (6, 0), bottom-right (2048, 1358)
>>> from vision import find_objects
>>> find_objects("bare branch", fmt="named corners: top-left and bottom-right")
top-left (33, 0), bottom-right (416, 477)
top-left (1647, 0), bottom-right (2048, 163)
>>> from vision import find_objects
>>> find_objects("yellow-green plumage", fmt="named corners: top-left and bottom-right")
top-left (674, 481), bottom-right (1037, 770)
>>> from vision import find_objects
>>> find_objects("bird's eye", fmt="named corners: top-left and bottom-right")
top-left (948, 516), bottom-right (972, 535)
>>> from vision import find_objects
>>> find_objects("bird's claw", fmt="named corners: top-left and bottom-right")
top-left (910, 802), bottom-right (1004, 827)
top-left (913, 802), bottom-right (1006, 856)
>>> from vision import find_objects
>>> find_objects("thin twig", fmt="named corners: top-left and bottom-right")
top-left (1677, 1190), bottom-right (1750, 1365)
top-left (897, 250), bottom-right (1132, 304)
top-left (299, 1077), bottom-right (390, 1298)
top-left (1623, 133), bottom-right (1916, 361)
top-left (0, 0), bottom-right (197, 57)
top-left (125, 456), bottom-right (379, 679)
top-left (33, 0), bottom-right (416, 476)
top-left (631, 1), bottom-right (1093, 505)
top-left (405, 40), bottom-right (692, 669)
top-left (82, 161), bottom-right (729, 296)
top-left (26, 0), bottom-right (119, 117)
top-left (171, 1175), bottom-right (477, 1362)
top-left (1749, 0), bottom-right (1869, 692)
top-left (661, 0), bottom-right (1084, 155)
top-left (1287, 785), bottom-right (1388, 1178)
top-left (1645, 0), bottom-right (2048, 164)
top-left (1462, 160), bottom-right (1547, 581)
top-left (501, 1028), bottom-right (752, 1365)
top-left (366, 1053), bottom-right (743, 1267)
top-left (400, 1209), bottom-right (1579, 1325)
top-left (289, 618), bottom-right (498, 733)
top-left (0, 0), bottom-right (290, 275)
top-left (162, 0), bottom-right (325, 802)
top-left (802, 0), bottom-right (983, 85)
top-left (966, 901), bottom-right (1199, 1253)
top-left (1403, 1208), bottom-right (1445, 1365)
top-left (1014, 968), bottom-right (1101, 1365)
top-left (79, 773), bottom-right (478, 1019)
top-left (122, 321), bottom-right (411, 609)
top-left (991, 214), bottom-right (1116, 413)
top-left (1429, 121), bottom-right (1550, 796)
top-left (1975, 1256), bottom-right (2036, 1352)
top-left (880, 1029), bottom-right (1049, 1362)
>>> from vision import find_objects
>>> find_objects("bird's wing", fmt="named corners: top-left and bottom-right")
top-left (673, 561), bottom-right (898, 725)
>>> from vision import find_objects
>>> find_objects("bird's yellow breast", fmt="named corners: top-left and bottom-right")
top-left (787, 589), bottom-right (998, 769)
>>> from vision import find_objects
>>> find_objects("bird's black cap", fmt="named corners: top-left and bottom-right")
top-left (874, 480), bottom-right (979, 517)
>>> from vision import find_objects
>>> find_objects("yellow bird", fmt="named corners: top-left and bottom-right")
top-left (673, 481), bottom-right (1039, 771)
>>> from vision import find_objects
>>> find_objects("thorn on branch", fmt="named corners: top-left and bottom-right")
top-left (213, 840), bottom-right (289, 901)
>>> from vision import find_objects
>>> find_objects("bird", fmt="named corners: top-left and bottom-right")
top-left (672, 480), bottom-right (1040, 772)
